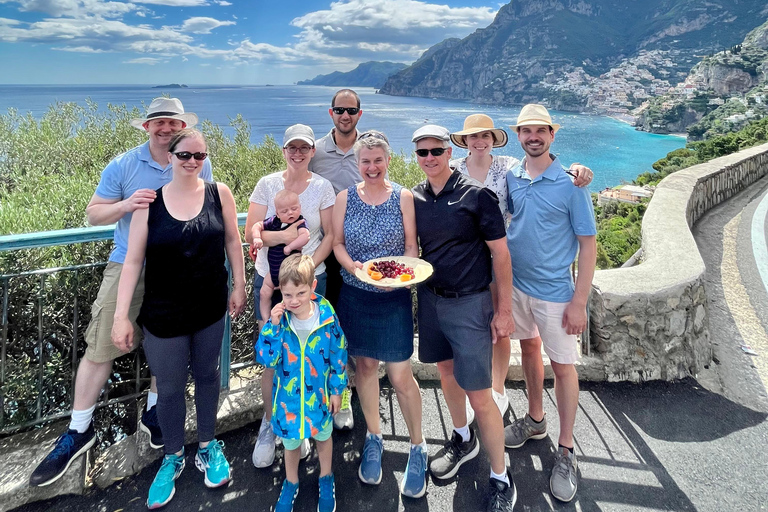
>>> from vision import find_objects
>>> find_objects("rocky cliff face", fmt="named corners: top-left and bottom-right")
top-left (380, 0), bottom-right (768, 107)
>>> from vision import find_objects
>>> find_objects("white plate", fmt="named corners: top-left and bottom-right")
top-left (354, 256), bottom-right (434, 289)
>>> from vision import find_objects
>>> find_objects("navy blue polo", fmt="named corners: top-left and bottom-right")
top-left (412, 170), bottom-right (506, 293)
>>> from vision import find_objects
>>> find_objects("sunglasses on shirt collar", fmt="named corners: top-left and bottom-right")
top-left (172, 151), bottom-right (208, 161)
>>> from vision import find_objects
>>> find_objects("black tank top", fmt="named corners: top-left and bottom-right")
top-left (138, 181), bottom-right (228, 338)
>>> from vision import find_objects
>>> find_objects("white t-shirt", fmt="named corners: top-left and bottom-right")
top-left (289, 303), bottom-right (320, 346)
top-left (249, 171), bottom-right (336, 277)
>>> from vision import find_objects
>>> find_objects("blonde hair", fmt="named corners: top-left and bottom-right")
top-left (278, 254), bottom-right (315, 287)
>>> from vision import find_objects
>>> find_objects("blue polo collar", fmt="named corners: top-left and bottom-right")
top-left (138, 141), bottom-right (171, 172)
top-left (514, 154), bottom-right (564, 182)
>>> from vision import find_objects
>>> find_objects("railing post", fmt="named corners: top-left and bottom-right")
top-left (1, 277), bottom-right (8, 430)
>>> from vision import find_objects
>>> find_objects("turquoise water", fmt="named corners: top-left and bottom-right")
top-left (0, 84), bottom-right (685, 190)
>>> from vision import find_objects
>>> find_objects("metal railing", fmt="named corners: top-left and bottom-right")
top-left (0, 214), bottom-right (253, 436)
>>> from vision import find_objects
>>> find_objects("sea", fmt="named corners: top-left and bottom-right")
top-left (0, 84), bottom-right (686, 190)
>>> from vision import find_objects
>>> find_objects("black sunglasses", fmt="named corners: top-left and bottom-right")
top-left (415, 148), bottom-right (447, 158)
top-left (172, 151), bottom-right (208, 161)
top-left (332, 107), bottom-right (360, 115)
top-left (358, 131), bottom-right (389, 143)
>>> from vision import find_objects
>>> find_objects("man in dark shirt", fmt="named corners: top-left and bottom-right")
top-left (411, 125), bottom-right (516, 512)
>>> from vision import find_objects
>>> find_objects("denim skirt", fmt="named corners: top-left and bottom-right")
top-left (337, 283), bottom-right (414, 362)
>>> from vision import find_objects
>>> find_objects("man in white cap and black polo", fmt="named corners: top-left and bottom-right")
top-left (29, 98), bottom-right (212, 487)
top-left (503, 104), bottom-right (597, 503)
top-left (411, 124), bottom-right (517, 511)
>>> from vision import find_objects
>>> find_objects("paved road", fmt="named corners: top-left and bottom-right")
top-left (12, 178), bottom-right (768, 512)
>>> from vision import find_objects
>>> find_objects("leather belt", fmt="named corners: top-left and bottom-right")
top-left (426, 285), bottom-right (489, 299)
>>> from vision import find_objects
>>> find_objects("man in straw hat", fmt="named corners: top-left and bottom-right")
top-left (411, 124), bottom-right (517, 511)
top-left (502, 104), bottom-right (596, 503)
top-left (29, 98), bottom-right (212, 487)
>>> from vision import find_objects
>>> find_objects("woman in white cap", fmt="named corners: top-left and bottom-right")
top-left (245, 124), bottom-right (336, 469)
top-left (450, 113), bottom-right (593, 418)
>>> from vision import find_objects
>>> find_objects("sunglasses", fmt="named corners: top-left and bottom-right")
top-left (285, 145), bottom-right (313, 154)
top-left (172, 151), bottom-right (208, 161)
top-left (358, 131), bottom-right (389, 143)
top-left (415, 148), bottom-right (447, 158)
top-left (331, 107), bottom-right (360, 115)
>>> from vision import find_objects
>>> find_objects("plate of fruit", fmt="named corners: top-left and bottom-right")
top-left (354, 256), bottom-right (433, 289)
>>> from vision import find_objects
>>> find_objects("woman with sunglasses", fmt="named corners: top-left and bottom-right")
top-left (331, 130), bottom-right (428, 498)
top-left (449, 114), bottom-right (593, 419)
top-left (245, 124), bottom-right (336, 469)
top-left (112, 128), bottom-right (246, 509)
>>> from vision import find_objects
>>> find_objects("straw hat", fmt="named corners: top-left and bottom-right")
top-left (509, 104), bottom-right (560, 133)
top-left (130, 97), bottom-right (198, 130)
top-left (450, 114), bottom-right (508, 148)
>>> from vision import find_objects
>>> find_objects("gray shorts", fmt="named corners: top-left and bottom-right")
top-left (417, 286), bottom-right (493, 391)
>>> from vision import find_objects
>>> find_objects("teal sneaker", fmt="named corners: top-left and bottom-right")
top-left (194, 439), bottom-right (231, 488)
top-left (147, 450), bottom-right (185, 509)
top-left (318, 473), bottom-right (336, 512)
top-left (275, 478), bottom-right (299, 512)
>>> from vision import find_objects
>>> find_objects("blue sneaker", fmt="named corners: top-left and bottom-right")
top-left (275, 478), bottom-right (299, 512)
top-left (194, 439), bottom-right (231, 488)
top-left (400, 444), bottom-right (428, 498)
top-left (357, 433), bottom-right (383, 484)
top-left (147, 450), bottom-right (185, 509)
top-left (29, 423), bottom-right (96, 487)
top-left (318, 473), bottom-right (336, 512)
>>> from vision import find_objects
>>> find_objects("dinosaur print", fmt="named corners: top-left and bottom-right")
top-left (307, 335), bottom-right (321, 351)
top-left (280, 402), bottom-right (296, 424)
top-left (306, 417), bottom-right (319, 437)
top-left (284, 377), bottom-right (298, 395)
top-left (306, 392), bottom-right (318, 411)
top-left (283, 342), bottom-right (299, 365)
top-left (305, 356), bottom-right (318, 378)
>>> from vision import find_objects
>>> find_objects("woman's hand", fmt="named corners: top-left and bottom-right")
top-left (230, 284), bottom-right (247, 318)
top-left (111, 316), bottom-right (135, 353)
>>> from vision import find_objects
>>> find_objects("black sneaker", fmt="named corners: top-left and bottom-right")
top-left (429, 429), bottom-right (480, 480)
top-left (487, 469), bottom-right (517, 512)
top-left (29, 423), bottom-right (96, 487)
top-left (140, 406), bottom-right (164, 450)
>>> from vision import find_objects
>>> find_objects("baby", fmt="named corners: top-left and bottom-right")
top-left (250, 189), bottom-right (310, 323)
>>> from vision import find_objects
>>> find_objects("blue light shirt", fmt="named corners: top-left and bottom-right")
top-left (94, 141), bottom-right (214, 264)
top-left (506, 156), bottom-right (596, 303)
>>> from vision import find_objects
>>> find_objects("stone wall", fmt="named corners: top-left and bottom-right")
top-left (588, 143), bottom-right (768, 382)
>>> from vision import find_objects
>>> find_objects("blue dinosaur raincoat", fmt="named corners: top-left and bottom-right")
top-left (255, 294), bottom-right (348, 441)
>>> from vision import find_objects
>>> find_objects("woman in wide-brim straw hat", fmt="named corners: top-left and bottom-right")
top-left (449, 111), bottom-right (593, 420)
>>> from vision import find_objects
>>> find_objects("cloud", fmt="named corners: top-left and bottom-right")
top-left (181, 16), bottom-right (235, 34)
top-left (0, 0), bottom-right (135, 18)
top-left (124, 56), bottom-right (164, 64)
top-left (214, 0), bottom-right (231, 5)
top-left (53, 44), bottom-right (107, 52)
top-left (132, 0), bottom-right (208, 6)
top-left (290, 0), bottom-right (496, 60)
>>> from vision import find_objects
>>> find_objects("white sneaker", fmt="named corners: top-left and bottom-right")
top-left (493, 389), bottom-right (510, 416)
top-left (465, 397), bottom-right (475, 425)
top-left (252, 421), bottom-right (276, 468)
top-left (300, 438), bottom-right (311, 459)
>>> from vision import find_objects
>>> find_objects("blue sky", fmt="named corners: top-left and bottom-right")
top-left (0, 0), bottom-right (501, 84)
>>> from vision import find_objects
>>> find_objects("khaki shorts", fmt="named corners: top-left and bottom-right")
top-left (511, 286), bottom-right (579, 365)
top-left (84, 261), bottom-right (145, 363)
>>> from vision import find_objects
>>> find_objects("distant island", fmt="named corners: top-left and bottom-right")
top-left (298, 61), bottom-right (407, 89)
top-left (152, 84), bottom-right (188, 89)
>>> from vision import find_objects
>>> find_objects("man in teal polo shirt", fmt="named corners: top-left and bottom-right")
top-left (29, 98), bottom-right (213, 487)
top-left (502, 105), bottom-right (597, 503)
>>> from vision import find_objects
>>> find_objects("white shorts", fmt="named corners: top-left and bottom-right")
top-left (511, 287), bottom-right (580, 365)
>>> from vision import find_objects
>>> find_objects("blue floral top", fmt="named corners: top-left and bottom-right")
top-left (341, 183), bottom-right (405, 293)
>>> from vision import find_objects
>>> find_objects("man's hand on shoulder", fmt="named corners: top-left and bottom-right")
top-left (122, 188), bottom-right (157, 213)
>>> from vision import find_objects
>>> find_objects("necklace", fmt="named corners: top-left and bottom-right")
top-left (360, 184), bottom-right (390, 209)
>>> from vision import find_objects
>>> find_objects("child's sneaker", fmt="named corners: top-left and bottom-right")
top-left (252, 420), bottom-right (276, 468)
top-left (147, 450), bottom-right (185, 509)
top-left (275, 478), bottom-right (299, 512)
top-left (318, 473), bottom-right (336, 512)
top-left (194, 439), bottom-right (231, 488)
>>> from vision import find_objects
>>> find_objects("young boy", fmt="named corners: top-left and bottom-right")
top-left (250, 189), bottom-right (310, 322)
top-left (256, 254), bottom-right (348, 512)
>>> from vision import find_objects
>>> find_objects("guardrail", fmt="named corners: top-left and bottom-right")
top-left (0, 214), bottom-right (251, 435)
